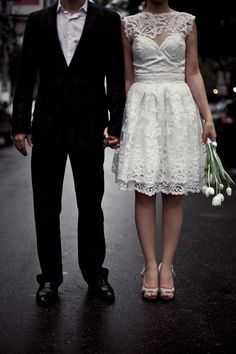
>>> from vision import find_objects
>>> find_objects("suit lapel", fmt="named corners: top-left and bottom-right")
top-left (47, 2), bottom-right (68, 68)
top-left (46, 1), bottom-right (98, 69)
top-left (69, 1), bottom-right (98, 68)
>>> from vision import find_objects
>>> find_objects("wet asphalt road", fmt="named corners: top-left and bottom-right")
top-left (0, 144), bottom-right (236, 354)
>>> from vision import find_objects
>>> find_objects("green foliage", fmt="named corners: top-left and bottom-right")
top-left (0, 13), bottom-right (16, 44)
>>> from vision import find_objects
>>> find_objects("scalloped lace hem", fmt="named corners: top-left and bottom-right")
top-left (116, 180), bottom-right (203, 196)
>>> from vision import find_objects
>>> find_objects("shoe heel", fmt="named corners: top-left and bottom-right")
top-left (140, 266), bottom-right (159, 301)
top-left (158, 263), bottom-right (175, 301)
top-left (140, 267), bottom-right (145, 277)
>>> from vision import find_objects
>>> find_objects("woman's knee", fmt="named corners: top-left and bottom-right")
top-left (135, 191), bottom-right (156, 206)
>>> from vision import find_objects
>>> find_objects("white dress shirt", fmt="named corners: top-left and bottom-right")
top-left (57, 0), bottom-right (88, 66)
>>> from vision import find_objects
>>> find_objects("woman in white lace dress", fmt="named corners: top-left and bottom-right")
top-left (112, 0), bottom-right (216, 300)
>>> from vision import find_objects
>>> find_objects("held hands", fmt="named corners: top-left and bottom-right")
top-left (202, 121), bottom-right (217, 144)
top-left (12, 134), bottom-right (33, 156)
top-left (103, 127), bottom-right (120, 149)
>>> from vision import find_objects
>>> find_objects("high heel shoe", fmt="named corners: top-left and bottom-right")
top-left (140, 267), bottom-right (159, 301)
top-left (158, 263), bottom-right (175, 301)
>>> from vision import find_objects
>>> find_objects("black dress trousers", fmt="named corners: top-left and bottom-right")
top-left (31, 143), bottom-right (106, 287)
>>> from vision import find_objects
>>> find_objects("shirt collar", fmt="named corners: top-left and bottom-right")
top-left (57, 0), bottom-right (88, 14)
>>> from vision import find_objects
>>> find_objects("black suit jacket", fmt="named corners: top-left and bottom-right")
top-left (12, 1), bottom-right (125, 147)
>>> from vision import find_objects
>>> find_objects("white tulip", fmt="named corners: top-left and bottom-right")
top-left (212, 195), bottom-right (222, 206)
top-left (202, 186), bottom-right (207, 195)
top-left (208, 187), bottom-right (215, 195)
top-left (218, 193), bottom-right (224, 202)
top-left (205, 187), bottom-right (215, 197)
top-left (226, 187), bottom-right (232, 196)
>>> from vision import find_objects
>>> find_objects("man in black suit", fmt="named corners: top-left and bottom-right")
top-left (12, 0), bottom-right (125, 305)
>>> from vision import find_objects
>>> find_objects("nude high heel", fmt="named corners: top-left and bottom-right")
top-left (140, 267), bottom-right (159, 301)
top-left (158, 263), bottom-right (175, 301)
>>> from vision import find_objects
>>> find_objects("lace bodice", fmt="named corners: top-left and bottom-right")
top-left (123, 11), bottom-right (195, 80)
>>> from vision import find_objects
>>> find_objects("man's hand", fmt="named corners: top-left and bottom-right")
top-left (103, 128), bottom-right (120, 149)
top-left (12, 134), bottom-right (33, 156)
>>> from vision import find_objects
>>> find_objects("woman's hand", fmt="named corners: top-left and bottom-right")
top-left (202, 121), bottom-right (217, 144)
top-left (103, 127), bottom-right (120, 149)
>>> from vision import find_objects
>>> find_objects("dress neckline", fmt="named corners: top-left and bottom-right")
top-left (141, 11), bottom-right (178, 16)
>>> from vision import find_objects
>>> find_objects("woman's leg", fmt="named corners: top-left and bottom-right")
top-left (159, 194), bottom-right (183, 293)
top-left (135, 191), bottom-right (158, 294)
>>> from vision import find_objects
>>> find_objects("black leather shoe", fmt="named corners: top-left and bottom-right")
top-left (36, 282), bottom-right (58, 306)
top-left (88, 275), bottom-right (115, 304)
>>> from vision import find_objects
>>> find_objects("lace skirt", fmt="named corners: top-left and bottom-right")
top-left (112, 80), bottom-right (206, 196)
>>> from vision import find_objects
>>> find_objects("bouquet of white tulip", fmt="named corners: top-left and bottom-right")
top-left (202, 139), bottom-right (235, 206)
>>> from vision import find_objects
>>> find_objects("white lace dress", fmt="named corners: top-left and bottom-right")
top-left (112, 11), bottom-right (206, 196)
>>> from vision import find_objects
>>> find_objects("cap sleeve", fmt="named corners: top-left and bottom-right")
top-left (186, 14), bottom-right (196, 35)
top-left (123, 17), bottom-right (133, 42)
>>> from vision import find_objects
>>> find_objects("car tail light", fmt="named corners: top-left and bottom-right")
top-left (220, 113), bottom-right (234, 124)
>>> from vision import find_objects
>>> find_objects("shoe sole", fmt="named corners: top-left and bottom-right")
top-left (88, 288), bottom-right (115, 304)
top-left (36, 293), bottom-right (59, 307)
top-left (142, 294), bottom-right (158, 302)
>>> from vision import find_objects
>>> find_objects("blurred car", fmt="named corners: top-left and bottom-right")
top-left (209, 98), bottom-right (233, 121)
top-left (213, 98), bottom-right (236, 167)
top-left (0, 102), bottom-right (12, 146)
